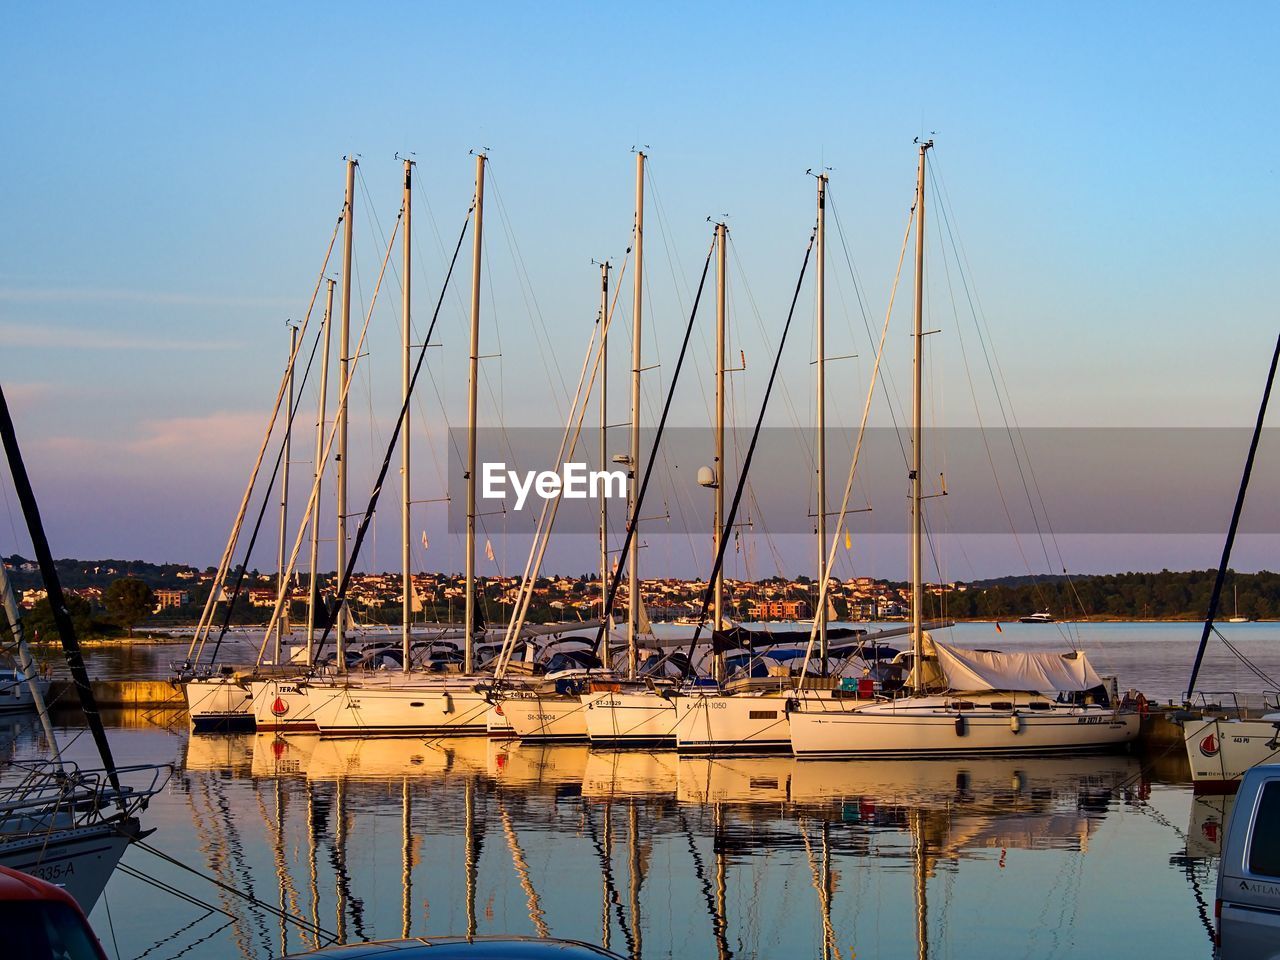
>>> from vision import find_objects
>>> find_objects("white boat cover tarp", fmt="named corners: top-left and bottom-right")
top-left (930, 639), bottom-right (1103, 693)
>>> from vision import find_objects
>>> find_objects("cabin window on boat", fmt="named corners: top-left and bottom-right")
top-left (1248, 781), bottom-right (1280, 878)
top-left (3, 901), bottom-right (104, 960)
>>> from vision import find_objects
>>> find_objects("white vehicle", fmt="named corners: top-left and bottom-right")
top-left (1215, 763), bottom-right (1280, 958)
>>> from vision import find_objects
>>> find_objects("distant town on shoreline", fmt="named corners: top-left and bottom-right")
top-left (2, 555), bottom-right (1273, 637)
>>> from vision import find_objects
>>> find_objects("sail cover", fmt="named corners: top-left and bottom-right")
top-left (931, 639), bottom-right (1103, 693)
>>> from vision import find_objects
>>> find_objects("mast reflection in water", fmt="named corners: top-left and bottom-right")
top-left (31, 724), bottom-right (1223, 960)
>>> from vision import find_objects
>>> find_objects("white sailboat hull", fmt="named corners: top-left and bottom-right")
top-left (485, 703), bottom-right (514, 738)
top-left (674, 692), bottom-right (795, 752)
top-left (581, 689), bottom-right (679, 744)
top-left (184, 677), bottom-right (254, 731)
top-left (1182, 715), bottom-right (1280, 791)
top-left (790, 700), bottom-right (1139, 758)
top-left (502, 693), bottom-right (588, 741)
top-left (302, 676), bottom-right (491, 736)
top-left (0, 819), bottom-right (135, 912)
top-left (0, 675), bottom-right (49, 714)
top-left (248, 677), bottom-right (321, 732)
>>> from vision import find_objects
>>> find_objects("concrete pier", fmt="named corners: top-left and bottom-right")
top-left (47, 679), bottom-right (185, 710)
top-left (1139, 708), bottom-right (1189, 748)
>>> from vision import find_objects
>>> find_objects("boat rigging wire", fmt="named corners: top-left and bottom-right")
top-left (492, 250), bottom-right (632, 677)
top-left (206, 318), bottom-right (326, 666)
top-left (190, 209), bottom-right (343, 661)
top-left (928, 157), bottom-right (1090, 639)
top-left (926, 163), bottom-right (1066, 625)
top-left (797, 201), bottom-right (914, 682)
top-left (252, 211), bottom-right (404, 663)
top-left (678, 226), bottom-right (818, 666)
top-left (1187, 329), bottom-right (1280, 699)
top-left (488, 162), bottom-right (572, 420)
top-left (127, 833), bottom-right (341, 945)
top-left (827, 187), bottom-right (911, 465)
top-left (592, 231), bottom-right (718, 650)
top-left (1213, 624), bottom-right (1280, 689)
top-left (312, 205), bottom-right (474, 660)
top-left (0, 383), bottom-right (123, 799)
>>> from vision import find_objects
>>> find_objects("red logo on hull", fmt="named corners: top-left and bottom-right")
top-left (1199, 733), bottom-right (1219, 757)
top-left (271, 696), bottom-right (290, 717)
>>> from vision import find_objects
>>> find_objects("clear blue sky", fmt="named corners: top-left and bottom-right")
top-left (2, 2), bottom-right (1278, 580)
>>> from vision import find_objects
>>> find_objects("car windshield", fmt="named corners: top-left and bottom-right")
top-left (0, 900), bottom-right (103, 960)
top-left (1248, 781), bottom-right (1280, 878)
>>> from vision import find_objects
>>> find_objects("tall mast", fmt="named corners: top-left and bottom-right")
top-left (1186, 331), bottom-right (1280, 699)
top-left (599, 261), bottom-right (611, 632)
top-left (465, 152), bottom-right (486, 675)
top-left (274, 324), bottom-right (296, 665)
top-left (0, 385), bottom-right (121, 797)
top-left (306, 279), bottom-right (335, 665)
top-left (401, 158), bottom-right (413, 673)
top-left (911, 141), bottom-right (931, 689)
top-left (815, 173), bottom-right (828, 672)
top-left (336, 156), bottom-right (357, 671)
top-left (627, 151), bottom-right (645, 680)
top-left (713, 221), bottom-right (727, 678)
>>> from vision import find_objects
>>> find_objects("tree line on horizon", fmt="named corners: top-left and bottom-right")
top-left (933, 568), bottom-right (1280, 621)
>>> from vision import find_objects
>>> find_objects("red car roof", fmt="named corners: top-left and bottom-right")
top-left (0, 864), bottom-right (86, 907)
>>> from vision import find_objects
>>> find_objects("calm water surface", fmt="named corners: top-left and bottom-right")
top-left (0, 708), bottom-right (1229, 960)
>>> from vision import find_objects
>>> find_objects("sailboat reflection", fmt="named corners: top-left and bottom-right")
top-left (179, 736), bottom-right (1146, 959)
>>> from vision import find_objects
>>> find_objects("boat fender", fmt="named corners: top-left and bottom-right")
top-left (955, 715), bottom-right (967, 737)
top-left (785, 697), bottom-right (799, 714)
top-left (442, 691), bottom-right (453, 714)
top-left (1010, 712), bottom-right (1021, 734)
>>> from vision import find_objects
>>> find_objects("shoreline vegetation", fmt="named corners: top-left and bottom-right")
top-left (1, 555), bottom-right (1273, 637)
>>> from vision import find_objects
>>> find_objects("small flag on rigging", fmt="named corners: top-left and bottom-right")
top-left (995, 622), bottom-right (1003, 633)
top-left (484, 539), bottom-right (495, 563)
top-left (421, 530), bottom-right (429, 550)
top-left (844, 530), bottom-right (852, 551)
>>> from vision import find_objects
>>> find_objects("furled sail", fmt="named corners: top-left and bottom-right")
top-left (930, 638), bottom-right (1103, 693)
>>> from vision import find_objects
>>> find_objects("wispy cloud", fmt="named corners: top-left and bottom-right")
top-left (0, 287), bottom-right (294, 307)
top-left (33, 410), bottom-right (265, 465)
top-left (125, 411), bottom-right (265, 456)
top-left (0, 322), bottom-right (239, 351)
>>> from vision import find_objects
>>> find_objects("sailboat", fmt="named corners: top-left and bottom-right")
top-left (0, 383), bottom-right (169, 912)
top-left (575, 151), bottom-right (688, 746)
top-left (0, 664), bottom-right (49, 715)
top-left (182, 194), bottom-right (350, 732)
top-left (1182, 333), bottom-right (1280, 790)
top-left (494, 262), bottom-right (622, 743)
top-left (788, 141), bottom-right (1140, 759)
top-left (288, 154), bottom-right (494, 737)
top-left (1226, 585), bottom-right (1250, 623)
top-left (673, 173), bottom-right (887, 753)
